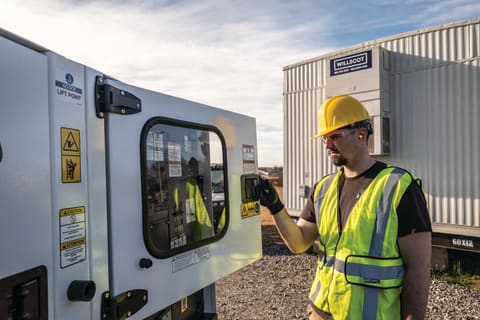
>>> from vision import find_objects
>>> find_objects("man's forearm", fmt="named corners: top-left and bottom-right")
top-left (272, 209), bottom-right (315, 254)
top-left (399, 232), bottom-right (432, 319)
top-left (401, 266), bottom-right (430, 319)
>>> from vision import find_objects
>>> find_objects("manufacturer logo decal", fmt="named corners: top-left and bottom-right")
top-left (330, 50), bottom-right (372, 76)
top-left (65, 73), bottom-right (74, 84)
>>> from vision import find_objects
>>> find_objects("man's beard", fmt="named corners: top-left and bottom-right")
top-left (332, 155), bottom-right (347, 167)
top-left (329, 148), bottom-right (348, 167)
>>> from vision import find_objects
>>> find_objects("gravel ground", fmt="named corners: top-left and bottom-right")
top-left (216, 225), bottom-right (480, 320)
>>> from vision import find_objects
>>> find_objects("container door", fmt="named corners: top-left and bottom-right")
top-left (93, 75), bottom-right (261, 319)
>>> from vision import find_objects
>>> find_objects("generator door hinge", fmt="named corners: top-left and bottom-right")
top-left (95, 76), bottom-right (142, 118)
top-left (101, 289), bottom-right (148, 320)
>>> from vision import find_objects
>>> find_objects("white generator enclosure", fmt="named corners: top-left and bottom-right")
top-left (0, 29), bottom-right (262, 320)
top-left (283, 18), bottom-right (480, 254)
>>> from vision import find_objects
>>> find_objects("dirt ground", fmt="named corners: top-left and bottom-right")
top-left (260, 206), bottom-right (274, 225)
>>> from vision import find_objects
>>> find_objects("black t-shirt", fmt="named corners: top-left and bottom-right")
top-left (300, 161), bottom-right (432, 237)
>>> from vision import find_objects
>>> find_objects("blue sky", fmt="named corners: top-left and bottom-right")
top-left (1, 0), bottom-right (479, 166)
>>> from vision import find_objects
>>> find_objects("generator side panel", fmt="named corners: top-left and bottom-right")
top-left (46, 53), bottom-right (107, 319)
top-left (0, 36), bottom-right (53, 318)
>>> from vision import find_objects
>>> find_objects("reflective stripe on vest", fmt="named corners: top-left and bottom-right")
top-left (310, 174), bottom-right (336, 302)
top-left (363, 168), bottom-right (405, 319)
top-left (310, 167), bottom-right (411, 319)
top-left (313, 174), bottom-right (336, 231)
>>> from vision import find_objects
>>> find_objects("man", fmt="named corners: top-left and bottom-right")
top-left (259, 95), bottom-right (432, 320)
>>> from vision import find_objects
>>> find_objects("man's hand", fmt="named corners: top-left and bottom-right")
top-left (258, 176), bottom-right (284, 214)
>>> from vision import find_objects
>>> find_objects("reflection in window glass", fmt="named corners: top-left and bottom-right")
top-left (142, 120), bottom-right (227, 258)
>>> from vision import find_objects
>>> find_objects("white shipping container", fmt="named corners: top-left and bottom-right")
top-left (283, 18), bottom-right (480, 254)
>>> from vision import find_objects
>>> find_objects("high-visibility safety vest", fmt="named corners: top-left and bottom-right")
top-left (174, 179), bottom-right (214, 240)
top-left (309, 166), bottom-right (415, 319)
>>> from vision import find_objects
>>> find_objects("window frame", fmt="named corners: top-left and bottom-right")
top-left (140, 116), bottom-right (229, 259)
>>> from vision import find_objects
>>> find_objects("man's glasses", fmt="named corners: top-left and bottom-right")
top-left (321, 130), bottom-right (356, 144)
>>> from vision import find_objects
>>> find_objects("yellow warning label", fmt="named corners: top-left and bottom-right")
top-left (61, 128), bottom-right (80, 155)
top-left (62, 156), bottom-right (81, 183)
top-left (60, 206), bottom-right (85, 216)
top-left (61, 128), bottom-right (81, 183)
top-left (59, 206), bottom-right (86, 268)
top-left (60, 237), bottom-right (86, 250)
top-left (241, 201), bottom-right (260, 219)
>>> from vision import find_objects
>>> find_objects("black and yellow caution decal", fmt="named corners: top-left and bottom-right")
top-left (61, 127), bottom-right (81, 183)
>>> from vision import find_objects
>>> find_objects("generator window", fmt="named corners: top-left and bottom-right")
top-left (141, 118), bottom-right (228, 258)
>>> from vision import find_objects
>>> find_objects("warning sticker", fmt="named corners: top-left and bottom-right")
top-left (61, 128), bottom-right (81, 183)
top-left (59, 206), bottom-right (86, 268)
top-left (168, 142), bottom-right (182, 177)
top-left (146, 131), bottom-right (164, 161)
top-left (242, 144), bottom-right (255, 174)
top-left (241, 201), bottom-right (260, 219)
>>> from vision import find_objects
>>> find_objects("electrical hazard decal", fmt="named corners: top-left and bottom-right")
top-left (59, 206), bottom-right (86, 268)
top-left (61, 128), bottom-right (81, 183)
top-left (241, 201), bottom-right (260, 219)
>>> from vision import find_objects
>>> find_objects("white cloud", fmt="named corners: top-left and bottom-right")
top-left (408, 0), bottom-right (480, 27)
top-left (1, 0), bottom-right (478, 166)
top-left (0, 0), bottom-right (327, 166)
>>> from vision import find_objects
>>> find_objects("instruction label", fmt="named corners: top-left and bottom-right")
top-left (242, 144), bottom-right (255, 174)
top-left (172, 247), bottom-right (210, 273)
top-left (55, 69), bottom-right (83, 105)
top-left (146, 131), bottom-right (164, 161)
top-left (61, 128), bottom-right (81, 183)
top-left (59, 206), bottom-right (86, 268)
top-left (241, 201), bottom-right (260, 219)
top-left (168, 142), bottom-right (182, 177)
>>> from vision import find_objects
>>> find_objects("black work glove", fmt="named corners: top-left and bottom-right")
top-left (258, 176), bottom-right (284, 215)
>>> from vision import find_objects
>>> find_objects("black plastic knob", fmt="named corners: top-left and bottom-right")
top-left (67, 280), bottom-right (96, 302)
top-left (139, 258), bottom-right (153, 269)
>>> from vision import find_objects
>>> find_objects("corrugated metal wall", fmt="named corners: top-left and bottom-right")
top-left (283, 19), bottom-right (480, 232)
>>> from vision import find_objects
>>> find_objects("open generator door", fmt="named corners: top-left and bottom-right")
top-left (90, 74), bottom-right (262, 319)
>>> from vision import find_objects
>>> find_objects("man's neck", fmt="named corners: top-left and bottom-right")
top-left (343, 156), bottom-right (376, 178)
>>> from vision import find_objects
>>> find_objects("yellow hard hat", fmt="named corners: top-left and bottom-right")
top-left (313, 95), bottom-right (370, 138)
